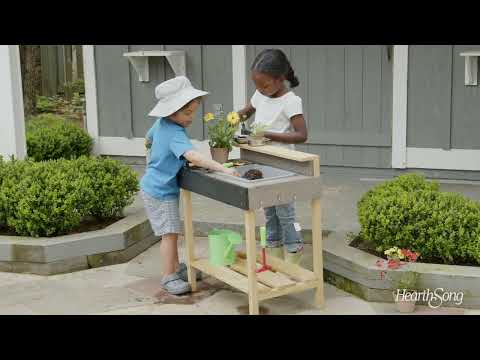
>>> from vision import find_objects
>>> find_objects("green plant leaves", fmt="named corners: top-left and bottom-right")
top-left (0, 157), bottom-right (139, 237)
top-left (26, 114), bottom-right (93, 161)
top-left (358, 173), bottom-right (480, 265)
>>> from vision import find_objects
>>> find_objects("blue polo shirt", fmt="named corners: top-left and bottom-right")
top-left (140, 118), bottom-right (194, 200)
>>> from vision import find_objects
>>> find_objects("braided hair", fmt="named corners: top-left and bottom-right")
top-left (251, 49), bottom-right (300, 88)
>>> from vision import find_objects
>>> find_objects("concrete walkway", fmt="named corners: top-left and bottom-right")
top-left (2, 167), bottom-right (480, 315)
top-left (0, 235), bottom-right (477, 315)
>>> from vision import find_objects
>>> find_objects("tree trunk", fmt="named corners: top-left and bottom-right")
top-left (19, 45), bottom-right (42, 118)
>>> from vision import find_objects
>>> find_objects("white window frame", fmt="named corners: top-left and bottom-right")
top-left (0, 45), bottom-right (26, 160)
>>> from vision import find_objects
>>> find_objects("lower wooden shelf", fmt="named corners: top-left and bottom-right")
top-left (191, 251), bottom-right (320, 302)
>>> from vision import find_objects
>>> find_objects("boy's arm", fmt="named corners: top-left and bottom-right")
top-left (264, 114), bottom-right (308, 144)
top-left (183, 150), bottom-right (239, 176)
top-left (145, 120), bottom-right (158, 149)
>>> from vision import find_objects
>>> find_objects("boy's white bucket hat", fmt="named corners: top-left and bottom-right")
top-left (148, 76), bottom-right (209, 118)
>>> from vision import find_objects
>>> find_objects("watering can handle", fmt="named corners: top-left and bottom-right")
top-left (224, 232), bottom-right (242, 258)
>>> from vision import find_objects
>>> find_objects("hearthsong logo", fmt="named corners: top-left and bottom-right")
top-left (394, 288), bottom-right (464, 309)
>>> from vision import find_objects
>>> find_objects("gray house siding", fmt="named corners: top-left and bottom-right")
top-left (246, 45), bottom-right (393, 168)
top-left (94, 45), bottom-right (233, 141)
top-left (407, 45), bottom-right (480, 150)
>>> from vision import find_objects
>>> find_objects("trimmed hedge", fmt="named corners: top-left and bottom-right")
top-left (0, 156), bottom-right (139, 237)
top-left (358, 173), bottom-right (480, 265)
top-left (26, 114), bottom-right (93, 161)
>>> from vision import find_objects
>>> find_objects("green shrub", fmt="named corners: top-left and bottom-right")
top-left (73, 157), bottom-right (140, 218)
top-left (36, 96), bottom-right (60, 113)
top-left (0, 157), bottom-right (139, 237)
top-left (26, 114), bottom-right (93, 161)
top-left (358, 173), bottom-right (480, 265)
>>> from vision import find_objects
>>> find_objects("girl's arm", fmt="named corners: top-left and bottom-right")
top-left (183, 150), bottom-right (240, 176)
top-left (237, 101), bottom-right (256, 122)
top-left (264, 114), bottom-right (308, 144)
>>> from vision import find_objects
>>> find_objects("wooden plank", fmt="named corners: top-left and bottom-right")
top-left (128, 45), bottom-right (165, 139)
top-left (192, 258), bottom-right (269, 293)
top-left (40, 45), bottom-right (58, 96)
top-left (407, 45), bottom-right (452, 149)
top-left (76, 45), bottom-right (84, 80)
top-left (63, 45), bottom-right (73, 100)
top-left (202, 45), bottom-right (234, 141)
top-left (236, 144), bottom-right (318, 162)
top-left (259, 280), bottom-right (319, 301)
top-left (95, 45), bottom-right (133, 138)
top-left (230, 258), bottom-right (297, 289)
top-left (181, 190), bottom-right (197, 291)
top-left (312, 197), bottom-right (325, 308)
top-left (240, 149), bottom-right (315, 176)
top-left (313, 157), bottom-right (320, 177)
top-left (450, 44), bottom-right (480, 150)
top-left (244, 210), bottom-right (259, 315)
top-left (237, 251), bottom-right (316, 282)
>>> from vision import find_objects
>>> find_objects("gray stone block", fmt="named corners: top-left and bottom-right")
top-left (87, 233), bottom-right (160, 268)
top-left (322, 231), bottom-right (480, 309)
top-left (0, 256), bottom-right (89, 276)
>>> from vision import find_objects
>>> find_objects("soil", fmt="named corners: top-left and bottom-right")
top-left (349, 234), bottom-right (479, 267)
top-left (0, 216), bottom-right (123, 237)
top-left (243, 169), bottom-right (264, 180)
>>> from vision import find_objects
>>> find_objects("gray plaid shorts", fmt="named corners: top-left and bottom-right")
top-left (141, 190), bottom-right (182, 236)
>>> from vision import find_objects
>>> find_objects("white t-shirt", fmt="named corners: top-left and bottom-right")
top-left (250, 90), bottom-right (303, 149)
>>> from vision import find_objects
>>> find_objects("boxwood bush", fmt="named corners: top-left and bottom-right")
top-left (0, 156), bottom-right (139, 237)
top-left (26, 114), bottom-right (93, 161)
top-left (358, 173), bottom-right (480, 265)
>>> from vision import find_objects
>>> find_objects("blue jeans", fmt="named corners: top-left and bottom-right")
top-left (264, 203), bottom-right (303, 253)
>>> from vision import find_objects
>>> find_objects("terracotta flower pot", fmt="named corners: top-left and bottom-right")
top-left (394, 290), bottom-right (417, 313)
top-left (395, 299), bottom-right (416, 313)
top-left (210, 147), bottom-right (229, 164)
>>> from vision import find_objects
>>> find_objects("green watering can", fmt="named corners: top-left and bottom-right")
top-left (208, 229), bottom-right (242, 266)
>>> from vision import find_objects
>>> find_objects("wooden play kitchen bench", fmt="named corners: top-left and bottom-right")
top-left (178, 144), bottom-right (324, 315)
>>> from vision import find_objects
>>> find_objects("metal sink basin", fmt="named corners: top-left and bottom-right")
top-left (220, 164), bottom-right (297, 183)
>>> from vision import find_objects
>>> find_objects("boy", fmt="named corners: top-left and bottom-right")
top-left (141, 76), bottom-right (239, 295)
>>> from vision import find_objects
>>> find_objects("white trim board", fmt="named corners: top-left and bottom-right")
top-left (82, 45), bottom-right (100, 154)
top-left (391, 45), bottom-right (409, 169)
top-left (232, 45), bottom-right (247, 111)
top-left (0, 45), bottom-right (26, 160)
top-left (97, 137), bottom-right (240, 159)
top-left (406, 148), bottom-right (480, 171)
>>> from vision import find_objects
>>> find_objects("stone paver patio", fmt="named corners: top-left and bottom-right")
top-left (0, 235), bottom-right (477, 315)
top-left (2, 168), bottom-right (480, 315)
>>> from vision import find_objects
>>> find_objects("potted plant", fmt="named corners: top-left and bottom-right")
top-left (248, 124), bottom-right (270, 146)
top-left (204, 108), bottom-right (240, 164)
top-left (376, 247), bottom-right (421, 313)
top-left (392, 271), bottom-right (419, 313)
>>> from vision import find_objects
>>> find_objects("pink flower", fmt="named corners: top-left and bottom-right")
top-left (388, 259), bottom-right (400, 269)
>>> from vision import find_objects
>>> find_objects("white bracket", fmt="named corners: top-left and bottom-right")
top-left (123, 50), bottom-right (186, 82)
top-left (460, 51), bottom-right (479, 86)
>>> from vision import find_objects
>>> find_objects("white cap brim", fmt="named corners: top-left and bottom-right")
top-left (148, 87), bottom-right (209, 118)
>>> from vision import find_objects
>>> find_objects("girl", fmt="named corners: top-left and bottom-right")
top-left (237, 49), bottom-right (308, 264)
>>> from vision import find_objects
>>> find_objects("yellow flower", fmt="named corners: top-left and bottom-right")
top-left (204, 113), bottom-right (215, 122)
top-left (227, 112), bottom-right (240, 126)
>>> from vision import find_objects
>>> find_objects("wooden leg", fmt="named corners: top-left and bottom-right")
top-left (244, 210), bottom-right (259, 315)
top-left (181, 189), bottom-right (197, 292)
top-left (312, 198), bottom-right (325, 309)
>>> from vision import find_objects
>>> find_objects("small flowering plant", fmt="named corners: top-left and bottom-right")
top-left (203, 109), bottom-right (240, 152)
top-left (376, 246), bottom-right (420, 270)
